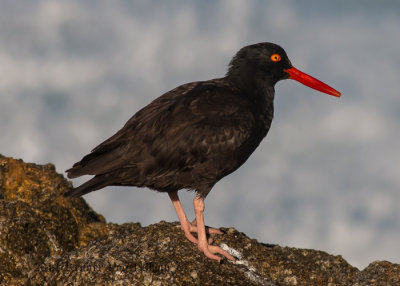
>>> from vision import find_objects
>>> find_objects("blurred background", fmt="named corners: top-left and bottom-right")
top-left (1, 0), bottom-right (399, 269)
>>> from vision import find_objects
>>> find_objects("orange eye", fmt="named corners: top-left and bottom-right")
top-left (270, 54), bottom-right (281, 62)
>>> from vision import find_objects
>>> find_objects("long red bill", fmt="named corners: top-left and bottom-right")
top-left (285, 67), bottom-right (341, 97)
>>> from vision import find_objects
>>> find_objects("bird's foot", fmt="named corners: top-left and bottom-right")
top-left (182, 219), bottom-right (224, 244)
top-left (190, 219), bottom-right (223, 235)
top-left (181, 227), bottom-right (198, 244)
top-left (197, 241), bottom-right (235, 262)
top-left (181, 219), bottom-right (220, 244)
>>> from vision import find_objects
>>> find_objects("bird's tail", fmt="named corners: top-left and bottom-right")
top-left (64, 175), bottom-right (110, 198)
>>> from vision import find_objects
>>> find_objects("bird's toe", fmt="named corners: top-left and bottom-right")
top-left (198, 243), bottom-right (235, 262)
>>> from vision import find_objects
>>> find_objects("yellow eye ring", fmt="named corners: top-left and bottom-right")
top-left (270, 54), bottom-right (281, 62)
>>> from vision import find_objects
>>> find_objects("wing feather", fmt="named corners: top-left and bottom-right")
top-left (67, 79), bottom-right (261, 185)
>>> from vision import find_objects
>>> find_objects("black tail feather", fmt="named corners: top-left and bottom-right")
top-left (64, 175), bottom-right (110, 198)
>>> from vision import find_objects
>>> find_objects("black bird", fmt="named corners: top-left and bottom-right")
top-left (65, 42), bottom-right (340, 261)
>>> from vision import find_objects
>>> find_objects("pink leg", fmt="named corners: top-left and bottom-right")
top-left (168, 191), bottom-right (198, 243)
top-left (193, 196), bottom-right (235, 262)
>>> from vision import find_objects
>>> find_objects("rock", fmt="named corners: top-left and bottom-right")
top-left (0, 155), bottom-right (108, 285)
top-left (0, 154), bottom-right (399, 285)
top-left (355, 261), bottom-right (400, 286)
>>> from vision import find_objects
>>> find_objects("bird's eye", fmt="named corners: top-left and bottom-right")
top-left (270, 54), bottom-right (281, 62)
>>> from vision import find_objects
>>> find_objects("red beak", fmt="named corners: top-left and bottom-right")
top-left (285, 67), bottom-right (341, 97)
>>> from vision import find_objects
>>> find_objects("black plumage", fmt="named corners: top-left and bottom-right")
top-left (65, 42), bottom-right (340, 261)
top-left (65, 43), bottom-right (288, 197)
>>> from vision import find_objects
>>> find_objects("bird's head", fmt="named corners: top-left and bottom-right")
top-left (227, 42), bottom-right (341, 97)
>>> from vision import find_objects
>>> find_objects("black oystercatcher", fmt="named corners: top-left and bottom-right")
top-left (65, 42), bottom-right (340, 261)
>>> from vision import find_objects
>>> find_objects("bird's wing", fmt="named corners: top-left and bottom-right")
top-left (66, 80), bottom-right (258, 180)
top-left (66, 82), bottom-right (198, 178)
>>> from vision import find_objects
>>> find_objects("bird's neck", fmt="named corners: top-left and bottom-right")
top-left (226, 68), bottom-right (276, 101)
top-left (224, 74), bottom-right (275, 132)
top-left (225, 73), bottom-right (275, 105)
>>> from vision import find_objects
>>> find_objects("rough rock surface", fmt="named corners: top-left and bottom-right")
top-left (0, 155), bottom-right (399, 285)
